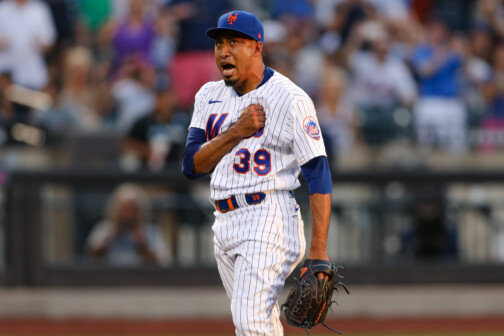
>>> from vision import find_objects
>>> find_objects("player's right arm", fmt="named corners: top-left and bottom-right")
top-left (193, 103), bottom-right (264, 173)
top-left (182, 103), bottom-right (265, 178)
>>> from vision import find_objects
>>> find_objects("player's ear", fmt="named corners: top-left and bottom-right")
top-left (254, 41), bottom-right (263, 57)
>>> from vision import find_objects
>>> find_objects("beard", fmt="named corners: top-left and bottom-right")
top-left (224, 77), bottom-right (239, 87)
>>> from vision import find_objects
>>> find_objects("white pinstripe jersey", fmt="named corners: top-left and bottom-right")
top-left (189, 70), bottom-right (326, 201)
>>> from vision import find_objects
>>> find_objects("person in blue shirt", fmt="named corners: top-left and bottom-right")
top-left (411, 19), bottom-right (467, 153)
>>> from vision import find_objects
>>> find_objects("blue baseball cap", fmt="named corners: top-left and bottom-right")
top-left (206, 11), bottom-right (264, 43)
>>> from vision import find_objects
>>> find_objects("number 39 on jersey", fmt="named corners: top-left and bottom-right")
top-left (233, 148), bottom-right (271, 176)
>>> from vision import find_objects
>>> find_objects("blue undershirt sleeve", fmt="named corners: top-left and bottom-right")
top-left (301, 156), bottom-right (333, 195)
top-left (182, 127), bottom-right (207, 180)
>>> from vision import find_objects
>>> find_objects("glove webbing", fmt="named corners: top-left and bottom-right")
top-left (283, 265), bottom-right (349, 335)
top-left (295, 280), bottom-right (347, 336)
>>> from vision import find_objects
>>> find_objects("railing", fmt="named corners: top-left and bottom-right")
top-left (2, 165), bottom-right (504, 286)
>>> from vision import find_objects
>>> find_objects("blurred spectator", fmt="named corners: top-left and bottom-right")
top-left (111, 56), bottom-right (155, 133)
top-left (367, 0), bottom-right (410, 22)
top-left (166, 0), bottom-right (230, 110)
top-left (45, 0), bottom-right (77, 44)
top-left (469, 21), bottom-right (494, 64)
top-left (317, 0), bottom-right (409, 30)
top-left (331, 0), bottom-right (376, 45)
top-left (316, 66), bottom-right (356, 165)
top-left (101, 0), bottom-right (156, 74)
top-left (453, 32), bottom-right (491, 140)
top-left (314, 0), bottom-right (345, 28)
top-left (111, 0), bottom-right (130, 22)
top-left (343, 21), bottom-right (417, 145)
top-left (480, 43), bottom-right (504, 151)
top-left (410, 0), bottom-right (435, 25)
top-left (283, 11), bottom-right (325, 96)
top-left (86, 183), bottom-right (169, 265)
top-left (262, 19), bottom-right (288, 66)
top-left (269, 0), bottom-right (314, 20)
top-left (0, 0), bottom-right (56, 90)
top-left (75, 0), bottom-right (115, 72)
top-left (111, 0), bottom-right (165, 22)
top-left (122, 78), bottom-right (187, 171)
top-left (411, 19), bottom-right (466, 153)
top-left (262, 20), bottom-right (295, 80)
top-left (230, 0), bottom-right (268, 20)
top-left (477, 0), bottom-right (504, 38)
top-left (44, 0), bottom-right (78, 93)
top-left (39, 46), bottom-right (112, 134)
top-left (3, 0), bottom-right (504, 162)
top-left (77, 0), bottom-right (113, 35)
top-left (0, 72), bottom-right (14, 127)
top-left (150, 7), bottom-right (177, 71)
top-left (263, 1), bottom-right (325, 96)
top-left (432, 0), bottom-right (475, 33)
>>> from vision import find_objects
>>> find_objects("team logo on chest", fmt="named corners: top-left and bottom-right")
top-left (303, 116), bottom-right (321, 141)
top-left (206, 114), bottom-right (228, 141)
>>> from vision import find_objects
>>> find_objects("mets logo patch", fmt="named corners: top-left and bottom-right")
top-left (303, 116), bottom-right (321, 141)
top-left (227, 13), bottom-right (238, 25)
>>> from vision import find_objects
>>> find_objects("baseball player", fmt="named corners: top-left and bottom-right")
top-left (182, 11), bottom-right (333, 336)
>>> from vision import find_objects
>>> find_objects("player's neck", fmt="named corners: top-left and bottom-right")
top-left (233, 64), bottom-right (265, 95)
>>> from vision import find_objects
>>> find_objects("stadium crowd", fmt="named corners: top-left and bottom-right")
top-left (0, 0), bottom-right (504, 171)
top-left (3, 0), bottom-right (504, 266)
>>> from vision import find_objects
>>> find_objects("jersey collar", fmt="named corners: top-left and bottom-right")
top-left (235, 66), bottom-right (274, 97)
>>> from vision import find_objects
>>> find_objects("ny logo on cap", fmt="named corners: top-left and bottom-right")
top-left (227, 13), bottom-right (238, 25)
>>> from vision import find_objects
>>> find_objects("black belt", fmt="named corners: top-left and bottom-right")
top-left (215, 192), bottom-right (266, 213)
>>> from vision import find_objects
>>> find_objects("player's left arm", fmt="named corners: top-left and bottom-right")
top-left (301, 156), bottom-right (332, 277)
top-left (307, 192), bottom-right (331, 261)
top-left (291, 96), bottom-right (332, 261)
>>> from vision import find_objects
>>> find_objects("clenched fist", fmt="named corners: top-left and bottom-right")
top-left (234, 104), bottom-right (266, 138)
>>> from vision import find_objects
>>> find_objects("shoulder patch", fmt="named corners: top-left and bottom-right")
top-left (303, 116), bottom-right (321, 141)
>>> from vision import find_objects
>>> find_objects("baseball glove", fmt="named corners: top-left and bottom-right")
top-left (282, 259), bottom-right (349, 335)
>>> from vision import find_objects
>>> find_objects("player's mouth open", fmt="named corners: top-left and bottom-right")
top-left (222, 64), bottom-right (236, 76)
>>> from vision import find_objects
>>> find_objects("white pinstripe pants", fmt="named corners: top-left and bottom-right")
top-left (212, 191), bottom-right (306, 336)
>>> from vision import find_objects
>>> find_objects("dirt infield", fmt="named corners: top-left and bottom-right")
top-left (1, 317), bottom-right (504, 335)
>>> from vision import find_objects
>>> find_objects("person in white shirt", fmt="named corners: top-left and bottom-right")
top-left (346, 21), bottom-right (417, 111)
top-left (0, 0), bottom-right (56, 90)
top-left (343, 20), bottom-right (417, 144)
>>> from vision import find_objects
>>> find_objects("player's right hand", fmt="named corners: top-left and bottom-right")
top-left (235, 104), bottom-right (266, 138)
